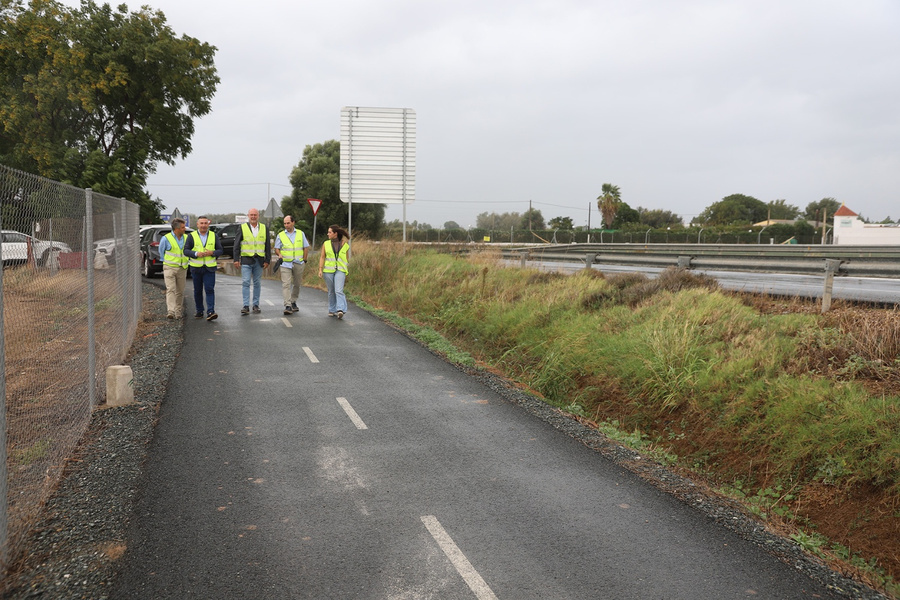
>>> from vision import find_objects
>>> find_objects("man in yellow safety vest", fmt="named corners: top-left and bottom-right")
top-left (159, 218), bottom-right (188, 319)
top-left (233, 207), bottom-right (271, 315)
top-left (184, 216), bottom-right (223, 321)
top-left (274, 215), bottom-right (310, 315)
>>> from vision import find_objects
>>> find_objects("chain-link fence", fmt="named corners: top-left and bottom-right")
top-left (0, 164), bottom-right (140, 570)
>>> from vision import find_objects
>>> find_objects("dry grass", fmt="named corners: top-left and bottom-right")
top-left (2, 266), bottom-right (133, 570)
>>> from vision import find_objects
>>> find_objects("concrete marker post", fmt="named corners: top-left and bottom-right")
top-left (821, 259), bottom-right (842, 313)
top-left (106, 365), bottom-right (134, 406)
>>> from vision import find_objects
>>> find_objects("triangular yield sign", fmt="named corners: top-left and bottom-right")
top-left (307, 198), bottom-right (322, 216)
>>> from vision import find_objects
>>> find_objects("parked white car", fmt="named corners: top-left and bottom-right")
top-left (93, 237), bottom-right (118, 261)
top-left (1, 230), bottom-right (73, 266)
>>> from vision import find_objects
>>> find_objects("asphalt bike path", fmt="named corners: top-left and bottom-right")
top-left (112, 274), bottom-right (845, 599)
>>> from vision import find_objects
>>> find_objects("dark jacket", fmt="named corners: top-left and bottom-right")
top-left (183, 230), bottom-right (223, 272)
top-left (232, 222), bottom-right (272, 266)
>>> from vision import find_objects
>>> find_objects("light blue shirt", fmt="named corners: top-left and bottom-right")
top-left (274, 229), bottom-right (310, 269)
top-left (157, 231), bottom-right (185, 261)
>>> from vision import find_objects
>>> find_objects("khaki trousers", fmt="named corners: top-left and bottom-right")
top-left (163, 265), bottom-right (187, 317)
top-left (280, 262), bottom-right (305, 305)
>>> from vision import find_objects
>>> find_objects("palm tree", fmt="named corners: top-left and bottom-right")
top-left (597, 183), bottom-right (621, 229)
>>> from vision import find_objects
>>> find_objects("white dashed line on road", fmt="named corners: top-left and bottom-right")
top-left (282, 317), bottom-right (292, 328)
top-left (303, 347), bottom-right (319, 363)
top-left (420, 515), bottom-right (499, 600)
top-left (336, 397), bottom-right (367, 429)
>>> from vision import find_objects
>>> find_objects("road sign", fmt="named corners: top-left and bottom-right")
top-left (263, 198), bottom-right (283, 220)
top-left (340, 107), bottom-right (415, 205)
top-left (307, 198), bottom-right (322, 216)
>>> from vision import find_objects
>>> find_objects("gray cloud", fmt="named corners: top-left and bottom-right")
top-left (61, 0), bottom-right (900, 225)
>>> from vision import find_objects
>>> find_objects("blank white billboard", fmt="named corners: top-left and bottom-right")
top-left (340, 107), bottom-right (416, 204)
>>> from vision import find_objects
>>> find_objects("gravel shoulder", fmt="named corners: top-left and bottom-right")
top-left (0, 283), bottom-right (891, 599)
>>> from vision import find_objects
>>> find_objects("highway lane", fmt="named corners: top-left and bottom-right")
top-left (112, 273), bottom-right (852, 599)
top-left (523, 259), bottom-right (900, 303)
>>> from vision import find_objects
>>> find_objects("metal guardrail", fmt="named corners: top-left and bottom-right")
top-left (501, 243), bottom-right (900, 279)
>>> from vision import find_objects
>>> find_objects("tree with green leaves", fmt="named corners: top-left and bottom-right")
top-left (765, 199), bottom-right (800, 220)
top-left (803, 197), bottom-right (842, 222)
top-left (693, 194), bottom-right (767, 225)
top-left (520, 207), bottom-right (545, 230)
top-left (476, 211), bottom-right (520, 230)
top-left (638, 207), bottom-right (682, 228)
top-left (282, 140), bottom-right (385, 241)
top-left (597, 183), bottom-right (621, 228)
top-left (548, 216), bottom-right (574, 230)
top-left (610, 201), bottom-right (640, 229)
top-left (0, 0), bottom-right (219, 222)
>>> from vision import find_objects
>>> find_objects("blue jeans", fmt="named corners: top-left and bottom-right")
top-left (191, 268), bottom-right (216, 314)
top-left (324, 271), bottom-right (347, 313)
top-left (241, 261), bottom-right (263, 307)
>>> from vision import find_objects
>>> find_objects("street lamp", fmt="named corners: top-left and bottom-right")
top-left (697, 228), bottom-right (705, 244)
top-left (666, 226), bottom-right (671, 243)
top-left (645, 228), bottom-right (652, 244)
top-left (757, 225), bottom-right (768, 244)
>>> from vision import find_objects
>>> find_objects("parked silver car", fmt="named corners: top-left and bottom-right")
top-left (1, 230), bottom-right (73, 266)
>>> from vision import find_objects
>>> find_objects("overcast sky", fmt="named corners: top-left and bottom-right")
top-left (66, 0), bottom-right (900, 227)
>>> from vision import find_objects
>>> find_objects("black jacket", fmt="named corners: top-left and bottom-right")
top-left (232, 222), bottom-right (272, 266)
top-left (183, 230), bottom-right (223, 272)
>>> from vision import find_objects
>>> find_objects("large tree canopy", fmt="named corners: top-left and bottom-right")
top-left (638, 207), bottom-right (682, 228)
top-left (766, 199), bottom-right (800, 220)
top-left (0, 0), bottom-right (218, 221)
top-left (803, 197), bottom-right (842, 222)
top-left (610, 201), bottom-right (640, 229)
top-left (548, 215), bottom-right (573, 230)
top-left (282, 140), bottom-right (385, 241)
top-left (476, 211), bottom-right (521, 231)
top-left (694, 194), bottom-right (767, 225)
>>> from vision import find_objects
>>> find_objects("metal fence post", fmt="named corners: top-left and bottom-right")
top-left (0, 209), bottom-right (8, 567)
top-left (86, 189), bottom-right (96, 408)
top-left (584, 253), bottom-right (596, 270)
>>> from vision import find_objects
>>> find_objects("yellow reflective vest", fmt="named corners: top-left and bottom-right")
top-left (240, 223), bottom-right (266, 257)
top-left (277, 230), bottom-right (307, 262)
top-left (323, 240), bottom-right (349, 274)
top-left (188, 231), bottom-right (217, 268)
top-left (162, 233), bottom-right (188, 269)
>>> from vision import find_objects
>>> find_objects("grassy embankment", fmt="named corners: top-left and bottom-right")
top-left (305, 240), bottom-right (900, 596)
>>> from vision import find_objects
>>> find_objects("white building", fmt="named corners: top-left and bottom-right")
top-left (832, 205), bottom-right (900, 245)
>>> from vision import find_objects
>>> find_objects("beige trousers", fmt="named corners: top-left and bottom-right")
top-left (280, 262), bottom-right (305, 305)
top-left (163, 265), bottom-right (187, 317)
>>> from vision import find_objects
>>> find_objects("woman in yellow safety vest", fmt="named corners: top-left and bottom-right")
top-left (318, 224), bottom-right (350, 319)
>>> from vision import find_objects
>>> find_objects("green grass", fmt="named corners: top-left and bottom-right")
top-left (344, 242), bottom-right (900, 499)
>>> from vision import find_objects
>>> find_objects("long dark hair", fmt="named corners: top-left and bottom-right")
top-left (329, 225), bottom-right (349, 250)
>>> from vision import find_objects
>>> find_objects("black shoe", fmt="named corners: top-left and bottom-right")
top-left (252, 305), bottom-right (261, 314)
top-left (336, 310), bottom-right (344, 319)
top-left (291, 302), bottom-right (299, 312)
top-left (284, 305), bottom-right (292, 315)
top-left (195, 311), bottom-right (204, 318)
top-left (207, 312), bottom-right (218, 321)
top-left (241, 305), bottom-right (249, 315)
